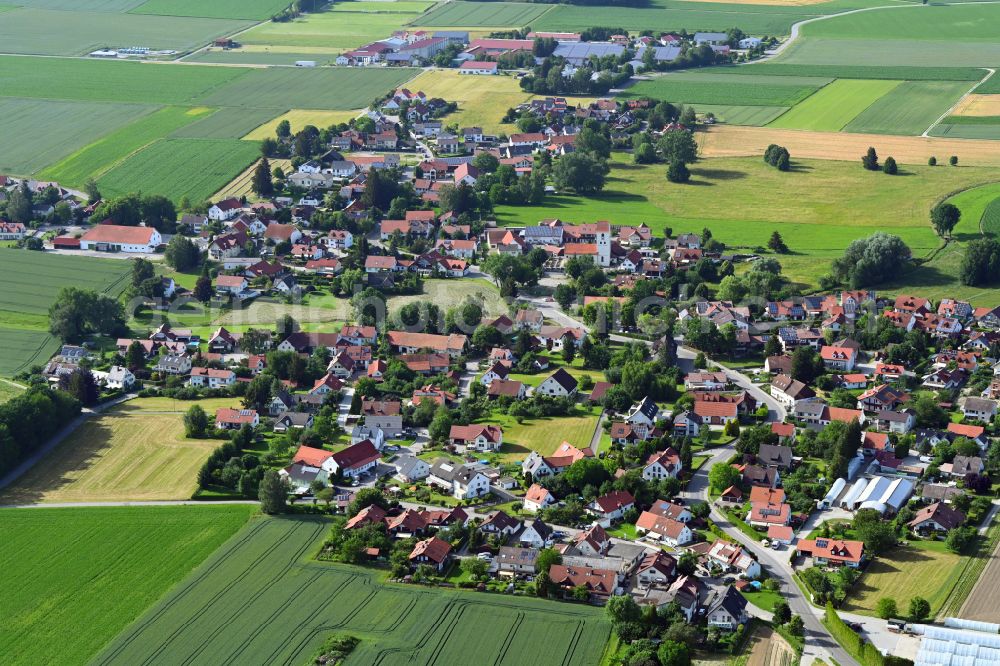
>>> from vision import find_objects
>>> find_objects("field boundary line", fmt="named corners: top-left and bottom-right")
top-left (923, 68), bottom-right (996, 137)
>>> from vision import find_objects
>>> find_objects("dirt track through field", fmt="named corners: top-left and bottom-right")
top-left (958, 536), bottom-right (1000, 623)
top-left (747, 626), bottom-right (797, 666)
top-left (698, 125), bottom-right (1000, 166)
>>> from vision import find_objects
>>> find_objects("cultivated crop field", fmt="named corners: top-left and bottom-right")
top-left (130, 0), bottom-right (293, 20)
top-left (38, 106), bottom-right (212, 186)
top-left (623, 72), bottom-right (829, 107)
top-left (694, 105), bottom-right (789, 126)
top-left (0, 6), bottom-right (253, 56)
top-left (0, 98), bottom-right (154, 175)
top-left (97, 138), bottom-right (261, 204)
top-left (170, 106), bottom-right (280, 139)
top-left (403, 69), bottom-right (533, 133)
top-left (1, 505), bottom-right (255, 666)
top-left (95, 516), bottom-right (611, 666)
top-left (194, 66), bottom-right (418, 110)
top-left (842, 81), bottom-right (972, 135)
top-left (411, 0), bottom-right (553, 27)
top-left (0, 328), bottom-right (61, 376)
top-left (0, 56), bottom-right (250, 104)
top-left (0, 379), bottom-right (24, 404)
top-left (0, 398), bottom-right (231, 504)
top-left (768, 79), bottom-right (900, 131)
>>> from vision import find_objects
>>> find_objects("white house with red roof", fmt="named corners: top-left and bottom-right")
top-left (643, 448), bottom-right (682, 480)
top-left (523, 483), bottom-right (555, 513)
top-left (329, 440), bottom-right (380, 478)
top-left (215, 408), bottom-right (259, 430)
top-left (458, 60), bottom-right (498, 75)
top-left (80, 224), bottom-right (161, 253)
top-left (449, 424), bottom-right (503, 452)
top-left (588, 490), bottom-right (635, 525)
top-left (188, 367), bottom-right (235, 388)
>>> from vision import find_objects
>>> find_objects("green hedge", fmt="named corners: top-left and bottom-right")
top-left (823, 603), bottom-right (913, 666)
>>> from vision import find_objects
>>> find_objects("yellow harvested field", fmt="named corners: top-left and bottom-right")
top-left (698, 125), bottom-right (1000, 166)
top-left (404, 69), bottom-right (595, 133)
top-left (0, 398), bottom-right (239, 504)
top-left (214, 157), bottom-right (293, 200)
top-left (243, 109), bottom-right (362, 140)
top-left (951, 94), bottom-right (1000, 117)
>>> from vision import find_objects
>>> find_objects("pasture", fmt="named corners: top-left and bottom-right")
top-left (0, 6), bottom-right (253, 56)
top-left (243, 109), bottom-right (362, 141)
top-left (411, 0), bottom-right (553, 27)
top-left (842, 81), bottom-right (972, 135)
top-left (843, 540), bottom-right (962, 617)
top-left (0, 97), bottom-right (154, 176)
top-left (496, 154), bottom-right (1000, 292)
top-left (130, 0), bottom-right (294, 20)
top-left (0, 397), bottom-right (234, 504)
top-left (39, 106), bottom-right (212, 186)
top-left (768, 79), bottom-right (899, 131)
top-left (194, 66), bottom-right (418, 110)
top-left (94, 515), bottom-right (611, 666)
top-left (97, 138), bottom-right (261, 204)
top-left (622, 72), bottom-right (829, 107)
top-left (0, 505), bottom-right (255, 666)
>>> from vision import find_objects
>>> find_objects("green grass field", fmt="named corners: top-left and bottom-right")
top-left (0, 329), bottom-right (61, 376)
top-left (694, 105), bottom-right (789, 127)
top-left (623, 72), bottom-right (829, 107)
top-left (778, 5), bottom-right (1000, 69)
top-left (38, 105), bottom-right (211, 186)
top-left (0, 97), bottom-right (155, 175)
top-left (497, 154), bottom-right (1000, 294)
top-left (843, 540), bottom-right (963, 617)
top-left (768, 79), bottom-right (900, 131)
top-left (982, 198), bottom-right (1000, 237)
top-left (1, 505), bottom-right (255, 666)
top-left (842, 81), bottom-right (973, 135)
top-left (0, 56), bottom-right (249, 104)
top-left (94, 516), bottom-right (611, 665)
top-left (239, 2), bottom-right (431, 51)
top-left (0, 6), bottom-right (253, 56)
top-left (12, 0), bottom-right (146, 10)
top-left (483, 403), bottom-right (602, 461)
top-left (411, 0), bottom-right (552, 27)
top-left (930, 123), bottom-right (1000, 140)
top-left (97, 137), bottom-right (261, 203)
top-left (194, 66), bottom-right (418, 110)
top-left (130, 0), bottom-right (293, 20)
top-left (720, 63), bottom-right (986, 82)
top-left (0, 380), bottom-right (24, 404)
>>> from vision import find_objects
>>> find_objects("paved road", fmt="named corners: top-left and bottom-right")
top-left (683, 451), bottom-right (860, 666)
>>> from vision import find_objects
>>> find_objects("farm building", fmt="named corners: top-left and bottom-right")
top-left (79, 225), bottom-right (162, 253)
top-left (841, 476), bottom-right (914, 514)
top-left (819, 478), bottom-right (846, 509)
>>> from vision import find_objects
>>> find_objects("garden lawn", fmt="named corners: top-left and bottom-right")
top-left (0, 97), bottom-right (155, 176)
top-left (38, 105), bottom-right (211, 185)
top-left (130, 0), bottom-right (293, 20)
top-left (0, 7), bottom-right (253, 56)
top-left (94, 516), bottom-right (611, 665)
top-left (1, 505), bottom-right (255, 666)
top-left (842, 540), bottom-right (964, 617)
top-left (768, 79), bottom-right (900, 131)
top-left (740, 588), bottom-right (783, 613)
top-left (621, 72), bottom-right (829, 107)
top-left (0, 397), bottom-right (239, 504)
top-left (843, 81), bottom-right (973, 135)
top-left (97, 137), bottom-right (261, 204)
top-left (485, 404), bottom-right (602, 461)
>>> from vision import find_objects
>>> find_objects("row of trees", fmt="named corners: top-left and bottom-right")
top-left (0, 386), bottom-right (81, 478)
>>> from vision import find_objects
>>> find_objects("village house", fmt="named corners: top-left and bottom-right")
top-left (705, 587), bottom-right (749, 632)
top-left (523, 483), bottom-right (556, 513)
top-left (330, 440), bottom-right (380, 478)
top-left (427, 459), bottom-right (490, 499)
top-left (908, 502), bottom-right (966, 536)
top-left (361, 399), bottom-right (403, 437)
top-left (535, 367), bottom-right (579, 398)
top-left (796, 538), bottom-right (865, 568)
top-left (496, 547), bottom-right (538, 576)
top-left (215, 408), bottom-right (259, 430)
top-left (589, 490), bottom-right (635, 526)
top-left (188, 367), bottom-right (236, 389)
top-left (80, 225), bottom-right (161, 253)
top-left (449, 424), bottom-right (503, 452)
top-left (409, 536), bottom-right (452, 572)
